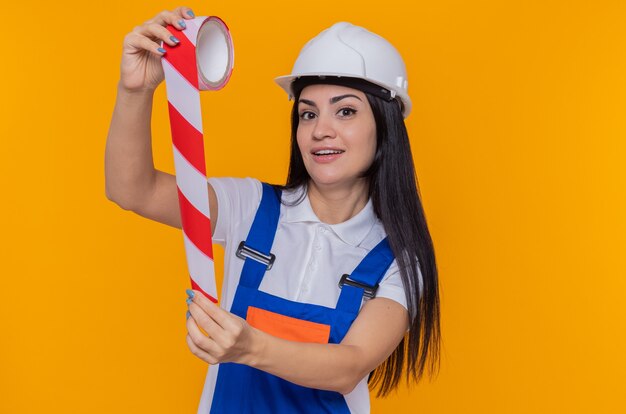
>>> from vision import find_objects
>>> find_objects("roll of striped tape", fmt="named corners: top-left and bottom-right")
top-left (161, 16), bottom-right (234, 303)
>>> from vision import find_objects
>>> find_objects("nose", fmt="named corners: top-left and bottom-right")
top-left (312, 113), bottom-right (336, 140)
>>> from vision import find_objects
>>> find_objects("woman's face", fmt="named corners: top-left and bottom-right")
top-left (296, 84), bottom-right (377, 190)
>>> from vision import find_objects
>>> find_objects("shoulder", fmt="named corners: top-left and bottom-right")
top-left (208, 177), bottom-right (263, 202)
top-left (360, 218), bottom-right (411, 312)
top-left (207, 177), bottom-right (263, 244)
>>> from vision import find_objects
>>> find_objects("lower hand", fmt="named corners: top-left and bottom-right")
top-left (185, 290), bottom-right (258, 365)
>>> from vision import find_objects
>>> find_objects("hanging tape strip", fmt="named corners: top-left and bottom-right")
top-left (161, 16), bottom-right (234, 303)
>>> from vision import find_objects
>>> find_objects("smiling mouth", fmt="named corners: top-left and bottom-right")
top-left (313, 149), bottom-right (345, 156)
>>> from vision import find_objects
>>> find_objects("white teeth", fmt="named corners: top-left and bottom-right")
top-left (314, 150), bottom-right (343, 155)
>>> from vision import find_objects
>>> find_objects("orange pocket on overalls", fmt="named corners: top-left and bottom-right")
top-left (246, 306), bottom-right (331, 344)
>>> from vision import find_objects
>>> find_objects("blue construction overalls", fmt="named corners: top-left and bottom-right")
top-left (210, 183), bottom-right (395, 413)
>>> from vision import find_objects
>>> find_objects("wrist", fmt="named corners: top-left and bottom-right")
top-left (117, 82), bottom-right (156, 99)
top-left (242, 326), bottom-right (267, 368)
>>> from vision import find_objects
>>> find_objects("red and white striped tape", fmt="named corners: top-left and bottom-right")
top-left (161, 16), bottom-right (234, 303)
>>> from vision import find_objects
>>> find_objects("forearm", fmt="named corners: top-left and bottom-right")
top-left (245, 328), bottom-right (367, 395)
top-left (104, 83), bottom-right (157, 209)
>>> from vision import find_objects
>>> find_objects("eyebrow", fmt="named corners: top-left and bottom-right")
top-left (298, 94), bottom-right (363, 107)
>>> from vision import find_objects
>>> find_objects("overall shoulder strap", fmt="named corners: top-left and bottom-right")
top-left (236, 182), bottom-right (282, 289)
top-left (336, 237), bottom-right (395, 313)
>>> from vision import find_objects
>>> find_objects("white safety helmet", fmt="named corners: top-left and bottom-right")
top-left (275, 22), bottom-right (411, 118)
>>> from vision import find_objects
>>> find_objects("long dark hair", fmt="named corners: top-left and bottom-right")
top-left (277, 77), bottom-right (441, 397)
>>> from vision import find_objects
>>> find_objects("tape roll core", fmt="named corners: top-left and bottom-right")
top-left (196, 18), bottom-right (233, 88)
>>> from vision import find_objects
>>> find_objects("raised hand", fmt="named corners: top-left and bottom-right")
top-left (119, 6), bottom-right (195, 93)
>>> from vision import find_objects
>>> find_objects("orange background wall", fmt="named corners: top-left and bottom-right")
top-left (1, 1), bottom-right (625, 413)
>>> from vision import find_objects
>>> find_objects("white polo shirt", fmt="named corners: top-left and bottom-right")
top-left (197, 177), bottom-right (408, 414)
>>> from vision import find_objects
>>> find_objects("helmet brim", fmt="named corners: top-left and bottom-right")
top-left (274, 73), bottom-right (412, 118)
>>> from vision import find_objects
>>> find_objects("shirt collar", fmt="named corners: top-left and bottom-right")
top-left (282, 187), bottom-right (377, 247)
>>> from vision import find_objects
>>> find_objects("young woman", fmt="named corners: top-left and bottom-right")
top-left (105, 6), bottom-right (440, 413)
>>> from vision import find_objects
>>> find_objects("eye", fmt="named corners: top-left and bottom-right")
top-left (299, 111), bottom-right (317, 120)
top-left (337, 107), bottom-right (357, 117)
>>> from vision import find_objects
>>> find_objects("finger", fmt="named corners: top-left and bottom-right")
top-left (186, 334), bottom-right (218, 365)
top-left (172, 6), bottom-right (196, 20)
top-left (187, 311), bottom-right (222, 354)
top-left (132, 22), bottom-right (181, 49)
top-left (124, 31), bottom-right (168, 56)
top-left (189, 290), bottom-right (234, 330)
top-left (144, 9), bottom-right (188, 30)
top-left (188, 301), bottom-right (228, 344)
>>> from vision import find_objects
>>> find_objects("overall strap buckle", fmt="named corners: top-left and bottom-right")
top-left (236, 241), bottom-right (276, 270)
top-left (338, 274), bottom-right (378, 299)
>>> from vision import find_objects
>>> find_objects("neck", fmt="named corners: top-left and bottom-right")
top-left (307, 179), bottom-right (370, 224)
